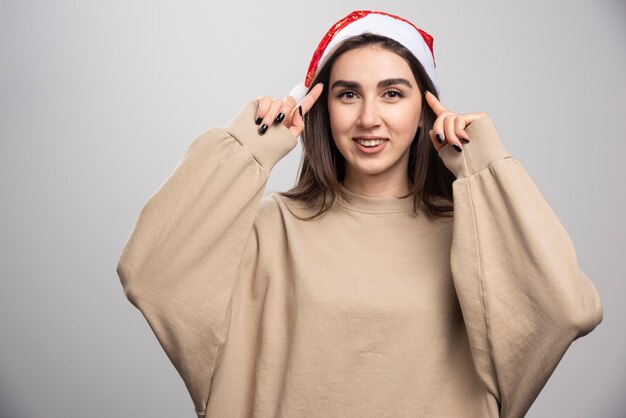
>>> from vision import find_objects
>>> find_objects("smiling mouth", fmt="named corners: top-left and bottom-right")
top-left (352, 138), bottom-right (389, 153)
top-left (353, 138), bottom-right (388, 147)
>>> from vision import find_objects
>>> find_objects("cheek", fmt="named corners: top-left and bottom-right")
top-left (391, 116), bottom-right (418, 136)
top-left (388, 107), bottom-right (421, 139)
top-left (328, 104), bottom-right (354, 135)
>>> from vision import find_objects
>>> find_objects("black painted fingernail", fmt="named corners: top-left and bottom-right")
top-left (259, 124), bottom-right (268, 135)
top-left (435, 133), bottom-right (444, 144)
top-left (298, 106), bottom-right (303, 118)
top-left (453, 144), bottom-right (463, 153)
top-left (255, 117), bottom-right (263, 125)
top-left (275, 113), bottom-right (285, 123)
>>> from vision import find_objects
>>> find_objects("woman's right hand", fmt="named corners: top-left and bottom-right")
top-left (254, 83), bottom-right (324, 137)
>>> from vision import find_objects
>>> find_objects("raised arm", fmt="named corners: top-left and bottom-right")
top-left (437, 116), bottom-right (603, 418)
top-left (116, 98), bottom-right (297, 416)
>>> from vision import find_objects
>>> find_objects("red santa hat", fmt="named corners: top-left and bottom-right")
top-left (289, 10), bottom-right (438, 103)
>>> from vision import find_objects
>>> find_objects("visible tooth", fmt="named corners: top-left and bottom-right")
top-left (357, 139), bottom-right (385, 146)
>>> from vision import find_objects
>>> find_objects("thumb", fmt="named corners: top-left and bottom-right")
top-left (288, 105), bottom-right (304, 138)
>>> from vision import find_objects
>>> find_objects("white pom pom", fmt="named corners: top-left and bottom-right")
top-left (289, 82), bottom-right (309, 104)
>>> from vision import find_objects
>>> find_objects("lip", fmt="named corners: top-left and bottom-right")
top-left (353, 136), bottom-right (388, 140)
top-left (352, 138), bottom-right (389, 154)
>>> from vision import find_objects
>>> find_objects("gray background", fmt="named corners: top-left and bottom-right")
top-left (1, 0), bottom-right (624, 417)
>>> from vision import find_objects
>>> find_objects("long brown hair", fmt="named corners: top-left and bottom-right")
top-left (279, 33), bottom-right (455, 221)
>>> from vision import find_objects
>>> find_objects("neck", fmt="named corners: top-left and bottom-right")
top-left (342, 172), bottom-right (412, 198)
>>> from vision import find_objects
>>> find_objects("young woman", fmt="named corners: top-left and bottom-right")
top-left (117, 10), bottom-right (603, 418)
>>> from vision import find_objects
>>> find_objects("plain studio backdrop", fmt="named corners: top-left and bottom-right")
top-left (1, 0), bottom-right (624, 417)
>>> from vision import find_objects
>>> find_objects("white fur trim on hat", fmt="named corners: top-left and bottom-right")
top-left (289, 82), bottom-right (309, 104)
top-left (289, 10), bottom-right (439, 100)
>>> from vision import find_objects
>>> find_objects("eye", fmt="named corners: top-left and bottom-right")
top-left (384, 89), bottom-right (404, 99)
top-left (337, 90), bottom-right (358, 99)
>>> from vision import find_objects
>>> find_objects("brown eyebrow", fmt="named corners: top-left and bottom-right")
top-left (330, 78), bottom-right (413, 90)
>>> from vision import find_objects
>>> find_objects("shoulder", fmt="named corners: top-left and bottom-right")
top-left (256, 191), bottom-right (326, 226)
top-left (257, 192), bottom-right (284, 221)
top-left (258, 191), bottom-right (313, 218)
top-left (250, 192), bottom-right (314, 244)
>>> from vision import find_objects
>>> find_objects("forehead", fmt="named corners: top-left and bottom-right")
top-left (329, 45), bottom-right (414, 81)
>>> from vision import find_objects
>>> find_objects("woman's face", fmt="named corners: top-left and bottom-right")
top-left (327, 45), bottom-right (422, 186)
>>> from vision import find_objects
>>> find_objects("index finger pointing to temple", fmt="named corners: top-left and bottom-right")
top-left (424, 90), bottom-right (448, 116)
top-left (297, 83), bottom-right (324, 115)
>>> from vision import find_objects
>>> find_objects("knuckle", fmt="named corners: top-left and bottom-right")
top-left (283, 97), bottom-right (297, 111)
top-left (258, 97), bottom-right (270, 110)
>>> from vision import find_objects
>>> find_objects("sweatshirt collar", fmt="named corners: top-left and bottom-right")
top-left (334, 183), bottom-right (416, 214)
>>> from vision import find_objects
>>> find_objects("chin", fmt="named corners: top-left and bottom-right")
top-left (351, 161), bottom-right (391, 176)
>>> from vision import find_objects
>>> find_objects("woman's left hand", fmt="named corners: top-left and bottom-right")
top-left (424, 90), bottom-right (489, 152)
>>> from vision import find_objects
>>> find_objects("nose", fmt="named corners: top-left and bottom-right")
top-left (357, 98), bottom-right (382, 129)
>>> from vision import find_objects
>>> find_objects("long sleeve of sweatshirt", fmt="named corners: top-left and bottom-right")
top-left (436, 116), bottom-right (604, 418)
top-left (117, 98), bottom-right (603, 418)
top-left (115, 99), bottom-right (297, 417)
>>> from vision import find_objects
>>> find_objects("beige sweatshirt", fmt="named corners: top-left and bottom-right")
top-left (116, 98), bottom-right (603, 418)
